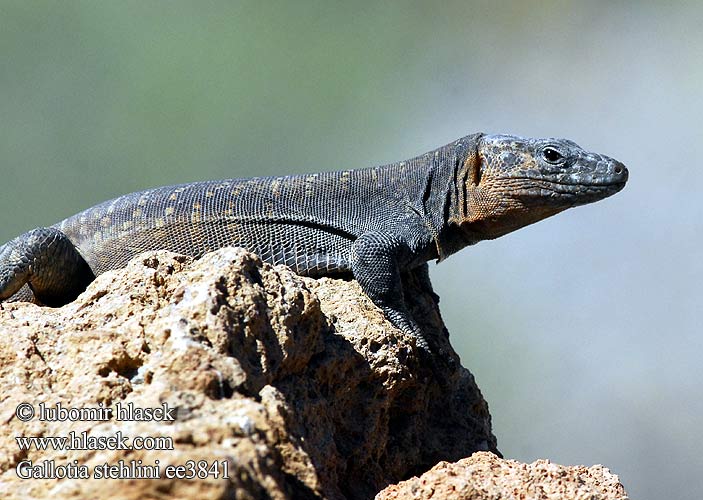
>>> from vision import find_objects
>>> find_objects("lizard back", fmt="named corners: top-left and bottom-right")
top-left (55, 162), bottom-right (430, 277)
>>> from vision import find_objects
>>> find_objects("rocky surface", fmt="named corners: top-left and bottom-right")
top-left (0, 247), bottom-right (498, 500)
top-left (375, 452), bottom-right (629, 500)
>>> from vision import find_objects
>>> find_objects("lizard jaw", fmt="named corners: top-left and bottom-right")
top-left (500, 157), bottom-right (628, 206)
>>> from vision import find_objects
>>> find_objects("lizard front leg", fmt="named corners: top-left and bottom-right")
top-left (0, 227), bottom-right (95, 306)
top-left (351, 231), bottom-right (431, 353)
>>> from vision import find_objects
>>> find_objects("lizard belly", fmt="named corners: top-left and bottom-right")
top-left (68, 218), bottom-right (354, 277)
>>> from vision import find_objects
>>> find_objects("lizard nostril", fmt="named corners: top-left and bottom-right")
top-left (614, 164), bottom-right (623, 175)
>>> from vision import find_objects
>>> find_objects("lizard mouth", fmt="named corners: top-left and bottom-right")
top-left (509, 160), bottom-right (628, 201)
top-left (504, 177), bottom-right (627, 204)
top-left (534, 177), bottom-right (627, 191)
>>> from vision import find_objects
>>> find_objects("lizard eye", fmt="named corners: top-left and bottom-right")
top-left (542, 147), bottom-right (564, 164)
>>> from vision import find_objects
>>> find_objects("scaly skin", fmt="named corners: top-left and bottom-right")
top-left (0, 133), bottom-right (628, 352)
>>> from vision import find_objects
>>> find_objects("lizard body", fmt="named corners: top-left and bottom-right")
top-left (0, 133), bottom-right (628, 351)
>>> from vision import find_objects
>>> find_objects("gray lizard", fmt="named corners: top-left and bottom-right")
top-left (0, 133), bottom-right (628, 351)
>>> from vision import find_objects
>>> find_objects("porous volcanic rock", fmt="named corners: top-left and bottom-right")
top-left (0, 248), bottom-right (496, 500)
top-left (375, 452), bottom-right (629, 500)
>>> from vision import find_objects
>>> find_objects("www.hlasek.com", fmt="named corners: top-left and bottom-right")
top-left (14, 402), bottom-right (230, 480)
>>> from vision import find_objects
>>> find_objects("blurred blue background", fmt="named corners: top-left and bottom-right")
top-left (1, 2), bottom-right (700, 498)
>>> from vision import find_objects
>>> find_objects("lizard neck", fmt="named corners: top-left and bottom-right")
top-left (409, 133), bottom-right (485, 262)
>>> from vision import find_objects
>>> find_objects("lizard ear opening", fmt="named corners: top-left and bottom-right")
top-left (466, 152), bottom-right (482, 187)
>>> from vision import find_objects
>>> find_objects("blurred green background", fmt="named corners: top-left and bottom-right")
top-left (1, 1), bottom-right (700, 498)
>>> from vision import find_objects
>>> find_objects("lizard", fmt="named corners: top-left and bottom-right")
top-left (0, 133), bottom-right (627, 352)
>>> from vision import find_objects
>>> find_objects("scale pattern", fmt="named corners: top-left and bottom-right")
top-left (0, 132), bottom-right (628, 353)
top-left (57, 163), bottom-right (431, 275)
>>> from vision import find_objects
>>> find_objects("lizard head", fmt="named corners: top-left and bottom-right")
top-left (455, 134), bottom-right (628, 240)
